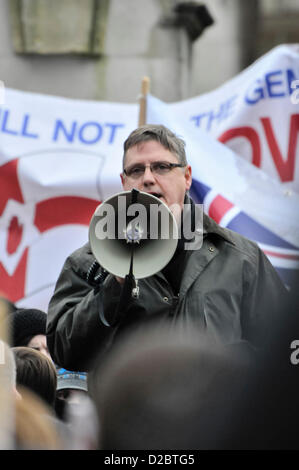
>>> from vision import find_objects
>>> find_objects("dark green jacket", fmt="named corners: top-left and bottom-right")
top-left (47, 213), bottom-right (287, 371)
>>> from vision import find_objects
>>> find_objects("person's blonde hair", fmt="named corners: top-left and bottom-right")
top-left (15, 386), bottom-right (62, 450)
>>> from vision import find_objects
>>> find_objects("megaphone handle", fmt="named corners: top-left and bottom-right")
top-left (109, 271), bottom-right (136, 326)
top-left (109, 245), bottom-right (136, 325)
top-left (129, 244), bottom-right (134, 277)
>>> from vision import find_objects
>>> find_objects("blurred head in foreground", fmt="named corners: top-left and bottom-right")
top-left (89, 323), bottom-right (254, 450)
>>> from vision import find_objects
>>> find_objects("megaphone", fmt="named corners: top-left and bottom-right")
top-left (89, 189), bottom-right (178, 279)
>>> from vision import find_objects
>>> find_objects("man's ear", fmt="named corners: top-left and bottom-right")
top-left (185, 165), bottom-right (192, 191)
top-left (120, 173), bottom-right (125, 186)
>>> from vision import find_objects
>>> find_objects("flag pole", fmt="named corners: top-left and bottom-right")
top-left (138, 76), bottom-right (150, 126)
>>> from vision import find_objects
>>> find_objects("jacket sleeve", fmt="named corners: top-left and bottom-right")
top-left (240, 245), bottom-right (289, 348)
top-left (46, 245), bottom-right (121, 371)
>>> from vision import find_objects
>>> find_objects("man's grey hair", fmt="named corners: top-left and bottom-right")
top-left (122, 124), bottom-right (187, 170)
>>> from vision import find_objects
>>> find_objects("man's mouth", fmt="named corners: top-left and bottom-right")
top-left (148, 192), bottom-right (163, 199)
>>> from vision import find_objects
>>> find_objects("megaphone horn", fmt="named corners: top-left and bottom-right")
top-left (89, 189), bottom-right (178, 279)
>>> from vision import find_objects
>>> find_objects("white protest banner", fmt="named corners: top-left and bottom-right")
top-left (0, 88), bottom-right (138, 310)
top-left (168, 44), bottom-right (299, 191)
top-left (146, 91), bottom-right (299, 289)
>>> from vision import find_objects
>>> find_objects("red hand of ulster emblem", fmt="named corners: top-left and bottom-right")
top-left (7, 216), bottom-right (23, 255)
top-left (0, 158), bottom-right (99, 303)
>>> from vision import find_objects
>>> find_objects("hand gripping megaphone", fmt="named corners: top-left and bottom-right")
top-left (88, 189), bottom-right (178, 279)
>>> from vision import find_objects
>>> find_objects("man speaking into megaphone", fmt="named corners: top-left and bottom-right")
top-left (46, 125), bottom-right (287, 372)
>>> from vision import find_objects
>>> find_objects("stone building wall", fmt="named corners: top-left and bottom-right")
top-left (0, 0), bottom-right (298, 103)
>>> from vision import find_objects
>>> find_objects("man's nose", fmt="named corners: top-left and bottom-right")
top-left (142, 165), bottom-right (156, 185)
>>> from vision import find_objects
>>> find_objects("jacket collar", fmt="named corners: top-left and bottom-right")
top-left (178, 196), bottom-right (236, 297)
top-left (202, 212), bottom-right (236, 246)
top-left (155, 195), bottom-right (236, 296)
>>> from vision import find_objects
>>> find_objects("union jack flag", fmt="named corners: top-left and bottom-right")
top-left (190, 179), bottom-right (299, 290)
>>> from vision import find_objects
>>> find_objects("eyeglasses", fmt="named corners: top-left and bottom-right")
top-left (123, 161), bottom-right (185, 179)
